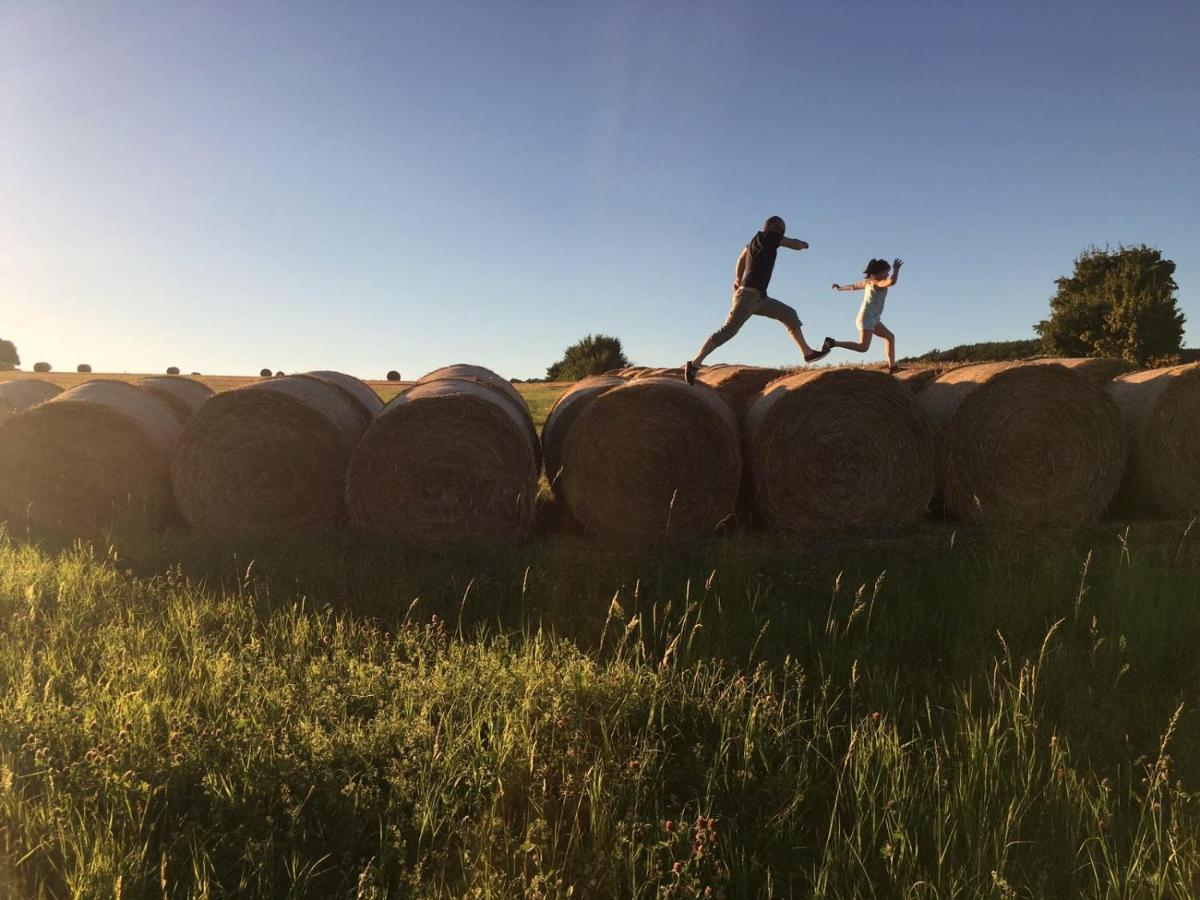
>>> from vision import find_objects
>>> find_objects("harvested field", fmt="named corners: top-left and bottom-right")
top-left (348, 370), bottom-right (539, 543)
top-left (918, 362), bottom-right (1124, 525)
top-left (0, 380), bottom-right (182, 535)
top-left (1106, 363), bottom-right (1200, 516)
top-left (558, 377), bottom-right (741, 541)
top-left (172, 374), bottom-right (373, 538)
top-left (747, 368), bottom-right (936, 531)
top-left (541, 375), bottom-right (626, 496)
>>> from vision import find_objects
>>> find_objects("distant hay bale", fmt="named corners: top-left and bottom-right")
top-left (386, 370), bottom-right (401, 382)
top-left (76, 364), bottom-right (92, 373)
top-left (747, 369), bottom-right (936, 531)
top-left (1025, 357), bottom-right (1132, 384)
top-left (136, 376), bottom-right (214, 422)
top-left (541, 375), bottom-right (626, 495)
top-left (1106, 363), bottom-right (1200, 517)
top-left (559, 377), bottom-right (741, 541)
top-left (893, 366), bottom-right (944, 394)
top-left (259, 368), bottom-right (272, 377)
top-left (348, 377), bottom-right (539, 542)
top-left (0, 381), bottom-right (181, 535)
top-left (917, 362), bottom-right (1123, 524)
top-left (696, 365), bottom-right (784, 420)
top-left (173, 374), bottom-right (372, 538)
top-left (0, 379), bottom-right (63, 429)
top-left (416, 364), bottom-right (540, 467)
top-left (33, 362), bottom-right (51, 373)
top-left (274, 370), bottom-right (285, 378)
top-left (166, 366), bottom-right (181, 376)
top-left (305, 370), bottom-right (384, 419)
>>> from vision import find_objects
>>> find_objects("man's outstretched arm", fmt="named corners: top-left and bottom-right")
top-left (733, 247), bottom-right (748, 290)
top-left (779, 237), bottom-right (809, 251)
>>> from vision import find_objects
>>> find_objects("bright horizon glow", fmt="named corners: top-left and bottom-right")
top-left (2, 2), bottom-right (1196, 380)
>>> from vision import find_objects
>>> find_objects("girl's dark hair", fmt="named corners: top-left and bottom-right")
top-left (863, 258), bottom-right (890, 276)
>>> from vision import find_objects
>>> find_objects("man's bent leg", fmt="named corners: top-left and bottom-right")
top-left (757, 296), bottom-right (818, 358)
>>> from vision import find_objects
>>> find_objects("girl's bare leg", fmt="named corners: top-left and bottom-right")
top-left (829, 329), bottom-right (873, 353)
top-left (873, 322), bottom-right (895, 368)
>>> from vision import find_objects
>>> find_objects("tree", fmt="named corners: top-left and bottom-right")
top-left (545, 334), bottom-right (630, 381)
top-left (1036, 245), bottom-right (1185, 366)
top-left (0, 338), bottom-right (18, 371)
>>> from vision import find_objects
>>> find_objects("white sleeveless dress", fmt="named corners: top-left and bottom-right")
top-left (856, 283), bottom-right (888, 332)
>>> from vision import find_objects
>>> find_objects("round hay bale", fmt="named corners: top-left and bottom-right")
top-left (173, 375), bottom-right (371, 538)
top-left (893, 366), bottom-right (944, 394)
top-left (0, 380), bottom-right (181, 535)
top-left (259, 368), bottom-right (272, 378)
top-left (274, 370), bottom-right (285, 378)
top-left (33, 362), bottom-right (51, 373)
top-left (347, 378), bottom-right (539, 542)
top-left (136, 376), bottom-right (214, 422)
top-left (541, 375), bottom-right (626, 494)
top-left (0, 379), bottom-right (63, 429)
top-left (696, 365), bottom-right (784, 420)
top-left (386, 370), bottom-right (401, 382)
top-left (631, 367), bottom-right (680, 380)
top-left (747, 369), bottom-right (936, 531)
top-left (76, 363), bottom-right (92, 373)
top-left (917, 362), bottom-right (1123, 524)
top-left (559, 377), bottom-right (741, 541)
top-left (416, 365), bottom-right (539, 468)
top-left (1106, 363), bottom-right (1200, 517)
top-left (1025, 357), bottom-right (1132, 384)
top-left (166, 366), bottom-right (181, 376)
top-left (304, 370), bottom-right (383, 419)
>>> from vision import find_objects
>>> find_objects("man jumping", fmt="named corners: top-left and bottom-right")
top-left (683, 215), bottom-right (829, 384)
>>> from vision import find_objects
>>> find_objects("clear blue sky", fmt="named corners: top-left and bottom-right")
top-left (2, 1), bottom-right (1196, 379)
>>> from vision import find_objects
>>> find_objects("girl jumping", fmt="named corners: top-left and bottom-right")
top-left (823, 257), bottom-right (903, 371)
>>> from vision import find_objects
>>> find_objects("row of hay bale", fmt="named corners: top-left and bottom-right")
top-left (0, 366), bottom-right (541, 544)
top-left (544, 359), bottom-right (1200, 541)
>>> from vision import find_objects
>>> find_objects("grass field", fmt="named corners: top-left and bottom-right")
top-left (3, 519), bottom-right (1200, 898)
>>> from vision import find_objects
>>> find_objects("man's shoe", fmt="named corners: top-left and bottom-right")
top-left (822, 336), bottom-right (835, 351)
top-left (683, 360), bottom-right (697, 385)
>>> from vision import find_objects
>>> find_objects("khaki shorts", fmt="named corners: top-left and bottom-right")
top-left (712, 287), bottom-right (802, 343)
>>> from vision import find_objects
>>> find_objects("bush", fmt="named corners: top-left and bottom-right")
top-left (76, 364), bottom-right (92, 373)
top-left (1036, 245), bottom-right (1185, 366)
top-left (33, 362), bottom-right (51, 373)
top-left (904, 339), bottom-right (1041, 364)
top-left (546, 334), bottom-right (630, 381)
top-left (0, 338), bottom-right (18, 369)
top-left (386, 370), bottom-right (401, 382)
top-left (167, 367), bottom-right (181, 376)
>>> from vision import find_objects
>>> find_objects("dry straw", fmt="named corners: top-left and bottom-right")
top-left (559, 377), bottom-right (741, 541)
top-left (0, 379), bottom-right (63, 429)
top-left (892, 366), bottom-right (945, 394)
top-left (416, 364), bottom-right (540, 467)
top-left (348, 374), bottom-right (539, 543)
top-left (631, 367), bottom-right (680, 380)
top-left (172, 374), bottom-right (373, 538)
top-left (747, 368), bottom-right (936, 531)
top-left (1106, 363), bottom-right (1200, 517)
top-left (136, 376), bottom-right (214, 422)
top-left (0, 380), bottom-right (182, 535)
top-left (918, 362), bottom-right (1124, 525)
top-left (696, 365), bottom-right (784, 420)
top-left (1025, 356), bottom-right (1132, 384)
top-left (305, 369), bottom-right (384, 418)
top-left (541, 375), bottom-right (626, 496)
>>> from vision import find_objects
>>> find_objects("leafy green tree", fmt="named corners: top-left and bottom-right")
top-left (545, 334), bottom-right (630, 381)
top-left (0, 338), bottom-right (18, 371)
top-left (1036, 245), bottom-right (1185, 365)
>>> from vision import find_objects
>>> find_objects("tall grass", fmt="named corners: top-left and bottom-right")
top-left (2, 522), bottom-right (1199, 897)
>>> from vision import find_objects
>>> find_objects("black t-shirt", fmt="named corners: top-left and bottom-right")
top-left (741, 230), bottom-right (783, 293)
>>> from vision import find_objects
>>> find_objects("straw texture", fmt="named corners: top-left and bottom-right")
top-left (1025, 357), bottom-right (1132, 384)
top-left (541, 376), bottom-right (626, 496)
top-left (305, 370), bottom-right (384, 419)
top-left (918, 362), bottom-right (1124, 524)
top-left (0, 379), bottom-right (63, 429)
top-left (558, 377), bottom-right (741, 541)
top-left (747, 368), bottom-right (936, 531)
top-left (417, 364), bottom-right (539, 467)
top-left (172, 374), bottom-right (371, 538)
top-left (348, 377), bottom-right (539, 542)
top-left (136, 376), bottom-right (214, 422)
top-left (696, 365), bottom-right (784, 420)
top-left (0, 380), bottom-right (182, 535)
top-left (1106, 363), bottom-right (1200, 517)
